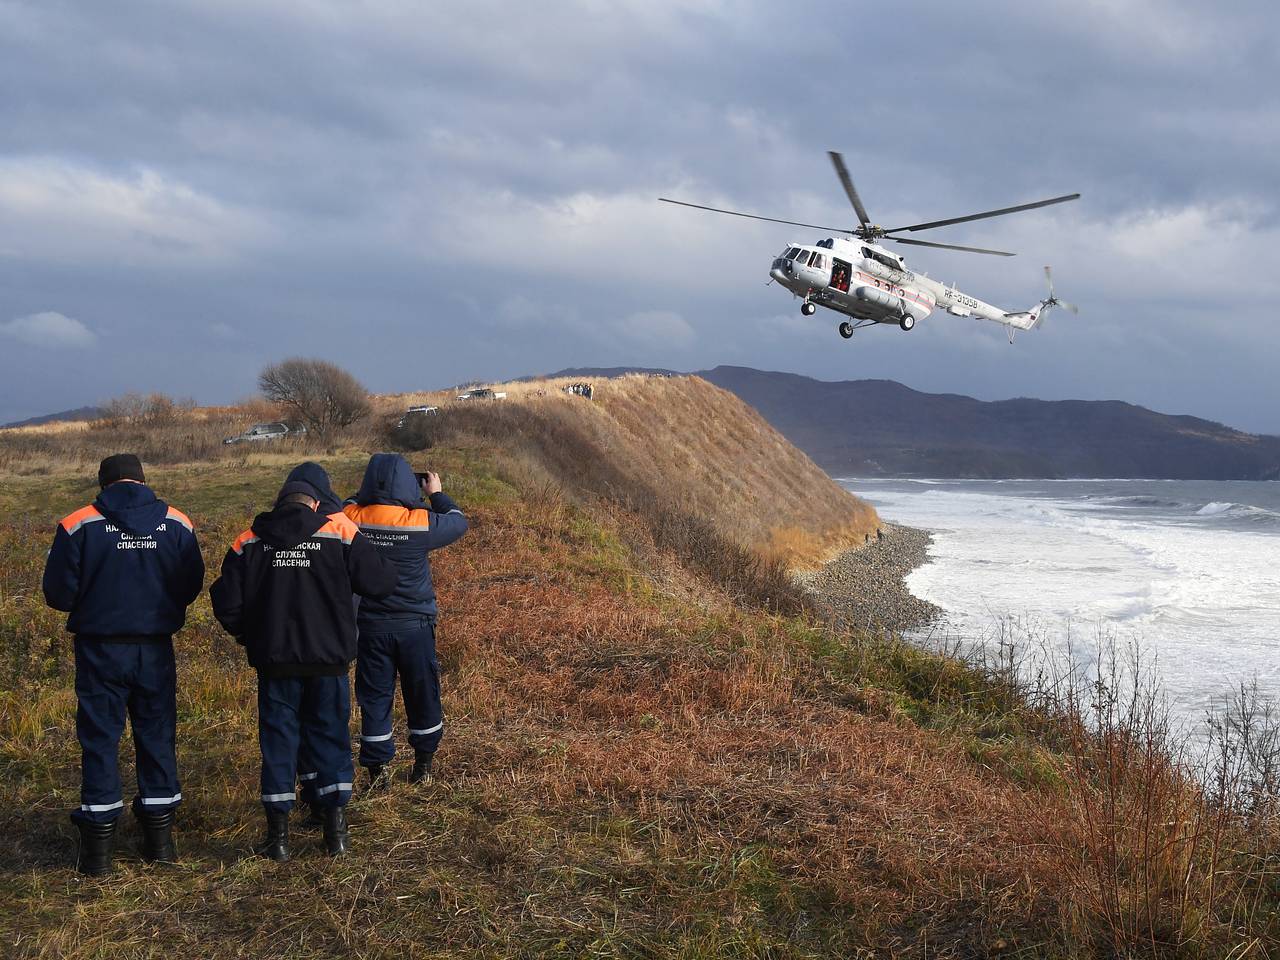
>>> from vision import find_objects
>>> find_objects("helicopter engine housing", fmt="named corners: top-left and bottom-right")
top-left (853, 285), bottom-right (904, 313)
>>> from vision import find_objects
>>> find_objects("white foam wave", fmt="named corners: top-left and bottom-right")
top-left (1196, 501), bottom-right (1236, 516)
top-left (848, 479), bottom-right (1280, 728)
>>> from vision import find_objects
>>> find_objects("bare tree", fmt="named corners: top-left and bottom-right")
top-left (258, 358), bottom-right (370, 437)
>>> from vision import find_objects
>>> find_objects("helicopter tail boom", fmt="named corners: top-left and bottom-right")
top-left (1003, 266), bottom-right (1077, 331)
top-left (1001, 303), bottom-right (1046, 330)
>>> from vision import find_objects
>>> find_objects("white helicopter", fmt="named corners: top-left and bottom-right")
top-left (660, 152), bottom-right (1079, 341)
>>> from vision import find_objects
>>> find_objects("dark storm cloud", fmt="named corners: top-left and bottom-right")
top-left (1, 0), bottom-right (1277, 430)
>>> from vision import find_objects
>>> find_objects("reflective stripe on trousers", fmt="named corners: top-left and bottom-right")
top-left (72, 637), bottom-right (181, 825)
top-left (355, 619), bottom-right (444, 766)
top-left (257, 674), bottom-right (353, 812)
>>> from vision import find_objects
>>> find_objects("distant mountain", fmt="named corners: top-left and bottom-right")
top-left (549, 366), bottom-right (680, 379)
top-left (1, 406), bottom-right (102, 429)
top-left (695, 366), bottom-right (1280, 480)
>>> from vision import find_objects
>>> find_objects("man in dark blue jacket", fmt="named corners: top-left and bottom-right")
top-left (343, 454), bottom-right (468, 786)
top-left (42, 454), bottom-right (205, 875)
top-left (282, 461), bottom-right (351, 827)
top-left (210, 475), bottom-right (396, 860)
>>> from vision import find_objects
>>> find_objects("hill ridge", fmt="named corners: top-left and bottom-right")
top-left (552, 366), bottom-right (1279, 479)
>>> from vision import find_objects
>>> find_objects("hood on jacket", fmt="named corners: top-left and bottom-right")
top-left (353, 453), bottom-right (425, 509)
top-left (251, 502), bottom-right (329, 551)
top-left (94, 481), bottom-right (168, 536)
top-left (286, 461), bottom-right (343, 514)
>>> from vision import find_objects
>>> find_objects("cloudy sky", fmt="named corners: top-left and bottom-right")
top-left (1, 0), bottom-right (1277, 430)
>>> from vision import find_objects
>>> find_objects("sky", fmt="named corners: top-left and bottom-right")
top-left (1, 0), bottom-right (1278, 430)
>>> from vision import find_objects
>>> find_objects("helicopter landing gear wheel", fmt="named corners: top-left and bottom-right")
top-left (801, 301), bottom-right (816, 316)
top-left (838, 322), bottom-right (854, 339)
top-left (899, 314), bottom-right (916, 331)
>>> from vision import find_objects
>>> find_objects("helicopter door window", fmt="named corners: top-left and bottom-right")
top-left (830, 258), bottom-right (851, 292)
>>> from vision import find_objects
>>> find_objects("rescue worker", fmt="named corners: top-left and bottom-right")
top-left (282, 461), bottom-right (347, 828)
top-left (209, 475), bottom-right (396, 860)
top-left (343, 454), bottom-right (468, 787)
top-left (42, 454), bottom-right (205, 875)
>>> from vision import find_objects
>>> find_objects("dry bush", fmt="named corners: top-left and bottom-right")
top-left (258, 357), bottom-right (371, 437)
top-left (95, 392), bottom-right (196, 429)
top-left (939, 629), bottom-right (1280, 953)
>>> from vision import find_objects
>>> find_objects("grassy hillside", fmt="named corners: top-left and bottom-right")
top-left (0, 376), bottom-right (1276, 957)
top-left (390, 375), bottom-right (879, 570)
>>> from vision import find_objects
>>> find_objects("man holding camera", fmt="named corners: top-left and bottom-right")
top-left (42, 454), bottom-right (205, 875)
top-left (343, 454), bottom-right (468, 786)
top-left (210, 474), bottom-right (396, 860)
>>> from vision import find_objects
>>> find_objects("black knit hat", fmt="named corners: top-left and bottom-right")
top-left (98, 453), bottom-right (145, 487)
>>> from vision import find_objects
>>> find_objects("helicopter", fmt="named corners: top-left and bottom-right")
top-left (660, 152), bottom-right (1079, 341)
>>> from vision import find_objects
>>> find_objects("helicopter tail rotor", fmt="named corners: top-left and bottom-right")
top-left (1033, 265), bottom-right (1078, 328)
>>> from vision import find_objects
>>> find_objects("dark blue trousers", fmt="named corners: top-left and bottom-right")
top-left (355, 620), bottom-right (443, 767)
top-left (72, 638), bottom-right (180, 825)
top-left (257, 674), bottom-right (353, 813)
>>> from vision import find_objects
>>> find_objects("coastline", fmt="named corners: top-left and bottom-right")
top-left (797, 523), bottom-right (942, 634)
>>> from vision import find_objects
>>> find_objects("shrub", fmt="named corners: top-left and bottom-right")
top-left (258, 358), bottom-right (370, 437)
top-left (95, 392), bottom-right (195, 428)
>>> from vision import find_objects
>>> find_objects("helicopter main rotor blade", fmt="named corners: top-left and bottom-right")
top-left (884, 193), bottom-right (1080, 235)
top-left (657, 198), bottom-right (850, 233)
top-left (889, 236), bottom-right (1016, 257)
top-left (828, 151), bottom-right (872, 229)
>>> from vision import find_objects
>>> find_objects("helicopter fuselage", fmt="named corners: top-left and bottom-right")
top-left (769, 236), bottom-right (1033, 332)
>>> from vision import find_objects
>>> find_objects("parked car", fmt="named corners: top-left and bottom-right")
top-left (397, 405), bottom-right (439, 427)
top-left (456, 388), bottom-right (506, 401)
top-left (223, 421), bottom-right (301, 444)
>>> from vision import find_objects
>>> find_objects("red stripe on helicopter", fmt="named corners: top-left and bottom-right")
top-left (852, 271), bottom-right (935, 309)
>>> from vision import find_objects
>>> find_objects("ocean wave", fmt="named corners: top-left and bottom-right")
top-left (1196, 501), bottom-right (1236, 516)
top-left (1192, 501), bottom-right (1280, 527)
top-left (1084, 495), bottom-right (1189, 509)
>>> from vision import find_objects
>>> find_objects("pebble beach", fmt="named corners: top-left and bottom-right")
top-left (797, 523), bottom-right (942, 634)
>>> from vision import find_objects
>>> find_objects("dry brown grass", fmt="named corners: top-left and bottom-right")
top-left (0, 377), bottom-right (1276, 958)
top-left (389, 374), bottom-right (878, 569)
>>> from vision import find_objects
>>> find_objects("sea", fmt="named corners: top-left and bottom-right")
top-left (839, 478), bottom-right (1280, 733)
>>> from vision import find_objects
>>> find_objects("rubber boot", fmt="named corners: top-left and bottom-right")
top-left (409, 751), bottom-right (434, 784)
top-left (136, 808), bottom-right (178, 864)
top-left (74, 818), bottom-right (117, 876)
top-left (255, 809), bottom-right (290, 863)
top-left (323, 806), bottom-right (349, 856)
top-left (365, 764), bottom-right (388, 792)
top-left (299, 801), bottom-right (324, 830)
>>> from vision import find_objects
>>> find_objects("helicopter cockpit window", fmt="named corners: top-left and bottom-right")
top-left (809, 252), bottom-right (826, 270)
top-left (785, 247), bottom-right (802, 260)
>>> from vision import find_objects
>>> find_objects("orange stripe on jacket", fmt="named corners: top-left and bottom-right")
top-left (165, 507), bottom-right (194, 531)
top-left (59, 505), bottom-right (103, 534)
top-left (342, 503), bottom-right (431, 532)
top-left (317, 512), bottom-right (360, 544)
top-left (231, 528), bottom-right (260, 555)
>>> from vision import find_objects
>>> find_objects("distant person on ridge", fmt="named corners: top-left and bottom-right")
top-left (210, 473), bottom-right (396, 860)
top-left (343, 454), bottom-right (468, 787)
top-left (42, 454), bottom-right (205, 876)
